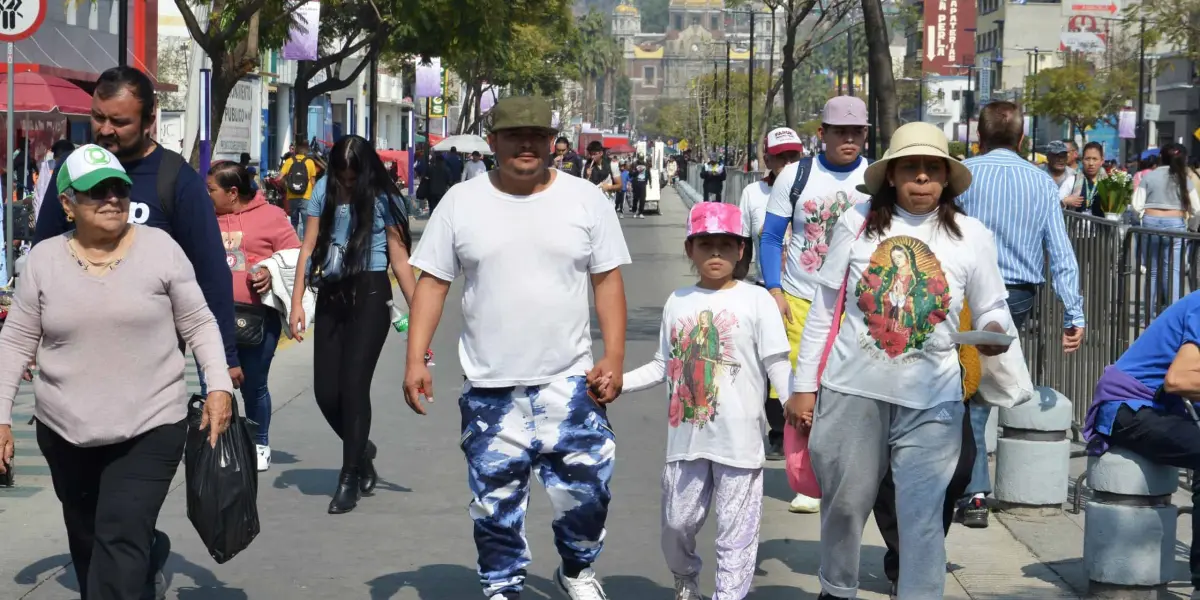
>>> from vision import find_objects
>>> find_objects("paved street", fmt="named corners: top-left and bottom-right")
top-left (0, 188), bottom-right (1108, 599)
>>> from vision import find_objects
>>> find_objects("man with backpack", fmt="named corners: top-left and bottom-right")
top-left (758, 96), bottom-right (870, 515)
top-left (33, 66), bottom-right (239, 600)
top-left (280, 140), bottom-right (320, 237)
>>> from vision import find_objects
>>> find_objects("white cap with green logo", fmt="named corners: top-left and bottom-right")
top-left (56, 144), bottom-right (132, 194)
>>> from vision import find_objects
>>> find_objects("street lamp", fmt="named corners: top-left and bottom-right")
top-left (1014, 46), bottom-right (1056, 159)
top-left (725, 7), bottom-right (759, 172)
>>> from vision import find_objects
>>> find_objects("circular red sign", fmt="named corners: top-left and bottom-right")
top-left (0, 0), bottom-right (49, 43)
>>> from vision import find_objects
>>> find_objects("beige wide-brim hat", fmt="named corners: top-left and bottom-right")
top-left (861, 122), bottom-right (972, 197)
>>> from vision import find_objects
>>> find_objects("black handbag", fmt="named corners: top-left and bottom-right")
top-left (233, 303), bottom-right (268, 347)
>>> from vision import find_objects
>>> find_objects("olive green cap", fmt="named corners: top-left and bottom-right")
top-left (489, 96), bottom-right (557, 134)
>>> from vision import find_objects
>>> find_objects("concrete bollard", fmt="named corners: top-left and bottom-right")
top-left (1084, 446), bottom-right (1177, 598)
top-left (994, 387), bottom-right (1072, 513)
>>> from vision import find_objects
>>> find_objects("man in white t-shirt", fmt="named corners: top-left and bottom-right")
top-left (462, 151), bottom-right (489, 181)
top-left (739, 127), bottom-right (804, 460)
top-left (758, 96), bottom-right (870, 513)
top-left (404, 96), bottom-right (631, 600)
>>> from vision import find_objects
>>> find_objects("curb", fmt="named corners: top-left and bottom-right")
top-left (675, 181), bottom-right (701, 209)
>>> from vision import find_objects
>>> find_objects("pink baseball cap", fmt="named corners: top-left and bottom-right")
top-left (821, 96), bottom-right (869, 127)
top-left (764, 127), bottom-right (804, 155)
top-left (687, 202), bottom-right (745, 238)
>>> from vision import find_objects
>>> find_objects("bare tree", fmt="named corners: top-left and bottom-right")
top-left (760, 0), bottom-right (855, 136)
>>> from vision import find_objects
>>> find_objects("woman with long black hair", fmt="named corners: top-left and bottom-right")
top-left (1134, 143), bottom-right (1200, 313)
top-left (290, 135), bottom-right (418, 514)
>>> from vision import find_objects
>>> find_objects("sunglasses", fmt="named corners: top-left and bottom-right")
top-left (76, 179), bottom-right (131, 202)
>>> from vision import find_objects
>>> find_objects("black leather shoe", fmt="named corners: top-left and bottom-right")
top-left (359, 441), bottom-right (378, 494)
top-left (328, 470), bottom-right (362, 514)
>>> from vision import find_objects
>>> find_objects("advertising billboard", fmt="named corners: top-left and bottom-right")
top-left (922, 0), bottom-right (977, 76)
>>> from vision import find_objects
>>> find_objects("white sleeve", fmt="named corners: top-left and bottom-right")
top-left (623, 358), bottom-right (666, 393)
top-left (1058, 176), bottom-right (1074, 200)
top-left (588, 193), bottom-right (632, 273)
top-left (1188, 185), bottom-right (1200, 217)
top-left (1132, 186), bottom-right (1147, 217)
top-left (765, 162), bottom-right (797, 218)
top-left (765, 354), bottom-right (793, 402)
top-left (408, 196), bottom-right (459, 281)
top-left (739, 187), bottom-right (754, 238)
top-left (791, 284), bottom-right (837, 393)
top-left (757, 287), bottom-right (791, 360)
top-left (967, 227), bottom-right (1015, 333)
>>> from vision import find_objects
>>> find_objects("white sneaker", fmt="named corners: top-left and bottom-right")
top-left (674, 575), bottom-right (706, 600)
top-left (256, 445), bottom-right (271, 472)
top-left (555, 566), bottom-right (609, 600)
top-left (788, 493), bottom-right (820, 514)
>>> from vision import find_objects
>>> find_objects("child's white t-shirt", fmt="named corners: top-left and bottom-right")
top-left (627, 282), bottom-right (791, 469)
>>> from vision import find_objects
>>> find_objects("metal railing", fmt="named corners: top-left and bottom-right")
top-left (1023, 211), bottom-right (1200, 434)
top-left (685, 163), bottom-right (754, 204)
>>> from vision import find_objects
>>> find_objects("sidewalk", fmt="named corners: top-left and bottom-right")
top-left (0, 186), bottom-right (1134, 599)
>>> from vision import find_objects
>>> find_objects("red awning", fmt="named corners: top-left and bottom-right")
top-left (0, 72), bottom-right (93, 115)
top-left (609, 144), bottom-right (637, 155)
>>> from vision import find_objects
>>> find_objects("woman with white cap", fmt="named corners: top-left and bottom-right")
top-left (0, 144), bottom-right (234, 599)
top-left (785, 122), bottom-right (1014, 599)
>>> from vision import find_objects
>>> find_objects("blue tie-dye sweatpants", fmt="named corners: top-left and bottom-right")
top-left (458, 375), bottom-right (617, 597)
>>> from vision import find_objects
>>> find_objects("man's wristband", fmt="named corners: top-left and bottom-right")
top-left (768, 288), bottom-right (784, 296)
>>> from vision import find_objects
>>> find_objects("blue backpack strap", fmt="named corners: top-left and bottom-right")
top-left (787, 157), bottom-right (814, 214)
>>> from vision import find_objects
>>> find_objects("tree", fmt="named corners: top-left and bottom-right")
top-left (174, 0), bottom-right (303, 164)
top-left (861, 0), bottom-right (899, 148)
top-left (1124, 0), bottom-right (1200, 64)
top-left (761, 0), bottom-right (856, 132)
top-left (291, 0), bottom-right (396, 146)
top-left (636, 0), bottom-right (669, 33)
top-left (574, 10), bottom-right (623, 125)
top-left (1024, 57), bottom-right (1136, 141)
top-left (440, 0), bottom-right (576, 134)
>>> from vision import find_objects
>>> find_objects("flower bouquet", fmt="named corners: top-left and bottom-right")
top-left (1096, 169), bottom-right (1134, 219)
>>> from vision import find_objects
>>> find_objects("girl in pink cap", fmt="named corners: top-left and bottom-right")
top-left (616, 202), bottom-right (792, 600)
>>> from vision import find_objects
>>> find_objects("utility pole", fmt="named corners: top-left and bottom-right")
top-left (724, 40), bottom-right (731, 162)
top-left (1030, 49), bottom-right (1040, 158)
top-left (117, 0), bottom-right (127, 66)
top-left (747, 11), bottom-right (755, 172)
top-left (369, 54), bottom-right (379, 144)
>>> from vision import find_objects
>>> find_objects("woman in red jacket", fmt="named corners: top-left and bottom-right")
top-left (207, 161), bottom-right (300, 471)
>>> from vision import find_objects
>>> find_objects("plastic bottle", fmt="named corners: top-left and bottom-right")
top-left (386, 300), bottom-right (409, 332)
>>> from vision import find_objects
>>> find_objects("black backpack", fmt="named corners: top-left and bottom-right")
top-left (285, 156), bottom-right (311, 195)
top-left (157, 149), bottom-right (187, 222)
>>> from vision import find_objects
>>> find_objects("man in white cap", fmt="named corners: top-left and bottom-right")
top-left (739, 127), bottom-right (804, 460)
top-left (758, 96), bottom-right (870, 514)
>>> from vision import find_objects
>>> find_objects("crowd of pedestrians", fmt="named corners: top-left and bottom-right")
top-left (3, 61), bottom-right (1200, 600)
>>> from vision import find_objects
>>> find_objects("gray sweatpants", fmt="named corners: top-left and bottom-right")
top-left (809, 388), bottom-right (963, 599)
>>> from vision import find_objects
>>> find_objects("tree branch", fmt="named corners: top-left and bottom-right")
top-left (309, 37), bottom-right (382, 96)
top-left (173, 0), bottom-right (215, 56)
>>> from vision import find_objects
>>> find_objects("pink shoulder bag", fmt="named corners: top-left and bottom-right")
top-left (784, 216), bottom-right (869, 498)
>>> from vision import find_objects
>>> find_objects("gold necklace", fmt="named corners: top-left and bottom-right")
top-left (68, 237), bottom-right (124, 272)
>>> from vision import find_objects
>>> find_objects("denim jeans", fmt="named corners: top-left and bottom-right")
top-left (963, 285), bottom-right (1038, 498)
top-left (290, 198), bottom-right (309, 240)
top-left (1141, 215), bottom-right (1188, 315)
top-left (196, 310), bottom-right (282, 446)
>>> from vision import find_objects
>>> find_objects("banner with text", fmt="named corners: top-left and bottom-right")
top-left (922, 0), bottom-right (976, 76)
top-left (282, 1), bottom-right (321, 61)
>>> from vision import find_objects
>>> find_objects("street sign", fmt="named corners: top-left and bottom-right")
top-left (0, 0), bottom-right (47, 42)
top-left (1062, 0), bottom-right (1120, 17)
top-left (922, 0), bottom-right (977, 77)
top-left (1143, 103), bottom-right (1160, 121)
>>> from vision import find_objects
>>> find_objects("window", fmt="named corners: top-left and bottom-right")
top-left (108, 0), bottom-right (118, 34)
top-left (691, 15), bottom-right (700, 27)
top-left (644, 66), bottom-right (656, 85)
top-left (952, 90), bottom-right (962, 100)
top-left (711, 15), bottom-right (719, 30)
top-left (674, 14), bottom-right (683, 30)
top-left (65, 0), bottom-right (77, 25)
top-left (88, 0), bottom-right (99, 30)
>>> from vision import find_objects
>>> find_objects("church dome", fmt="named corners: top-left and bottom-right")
top-left (615, 1), bottom-right (639, 15)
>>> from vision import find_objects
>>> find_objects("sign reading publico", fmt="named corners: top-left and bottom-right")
top-left (1060, 31), bottom-right (1107, 53)
top-left (1062, 0), bottom-right (1121, 17)
top-left (922, 0), bottom-right (977, 77)
top-left (0, 0), bottom-right (47, 42)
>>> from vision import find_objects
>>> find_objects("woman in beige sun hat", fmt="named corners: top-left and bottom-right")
top-left (783, 122), bottom-right (1015, 599)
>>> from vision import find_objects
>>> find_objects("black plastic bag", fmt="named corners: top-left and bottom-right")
top-left (185, 394), bottom-right (260, 564)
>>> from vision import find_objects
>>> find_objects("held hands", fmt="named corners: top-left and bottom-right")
top-left (587, 356), bottom-right (624, 404)
top-left (199, 391), bottom-right (234, 448)
top-left (976, 321), bottom-right (1014, 357)
top-left (784, 392), bottom-right (817, 431)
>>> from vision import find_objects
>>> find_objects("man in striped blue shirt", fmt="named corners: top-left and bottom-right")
top-left (953, 101), bottom-right (1086, 528)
